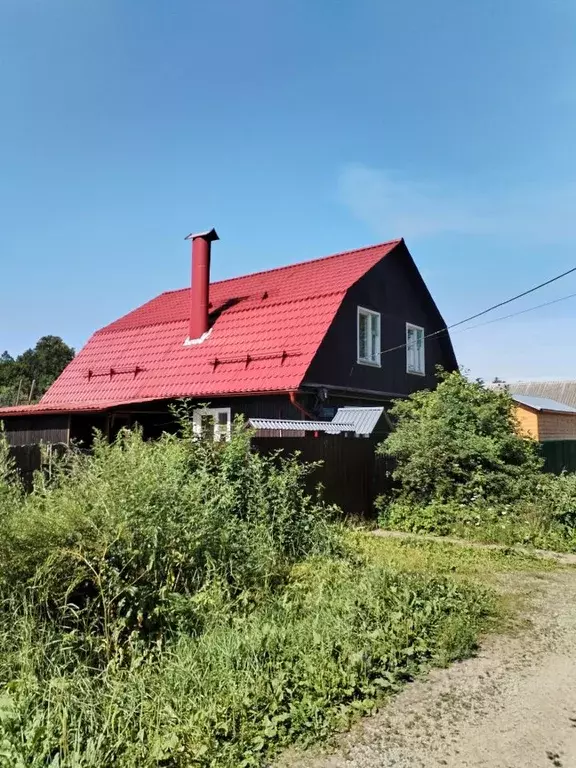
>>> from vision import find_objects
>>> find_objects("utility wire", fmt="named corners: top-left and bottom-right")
top-left (451, 291), bottom-right (576, 334)
top-left (448, 265), bottom-right (576, 329)
top-left (376, 264), bottom-right (576, 360)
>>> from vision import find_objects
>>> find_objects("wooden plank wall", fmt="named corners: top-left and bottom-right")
top-left (2, 415), bottom-right (70, 447)
top-left (252, 435), bottom-right (392, 518)
top-left (8, 444), bottom-right (68, 490)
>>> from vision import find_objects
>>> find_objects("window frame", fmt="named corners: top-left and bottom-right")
top-left (192, 406), bottom-right (232, 441)
top-left (357, 306), bottom-right (381, 368)
top-left (406, 322), bottom-right (426, 376)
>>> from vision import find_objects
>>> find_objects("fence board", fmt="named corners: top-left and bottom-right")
top-left (8, 436), bottom-right (391, 516)
top-left (541, 440), bottom-right (576, 474)
top-left (252, 435), bottom-right (391, 518)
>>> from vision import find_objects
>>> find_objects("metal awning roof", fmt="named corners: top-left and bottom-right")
top-left (332, 406), bottom-right (384, 435)
top-left (248, 418), bottom-right (355, 433)
top-left (249, 406), bottom-right (385, 436)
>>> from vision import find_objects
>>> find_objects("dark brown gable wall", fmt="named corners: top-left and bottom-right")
top-left (303, 241), bottom-right (457, 397)
top-left (3, 415), bottom-right (70, 447)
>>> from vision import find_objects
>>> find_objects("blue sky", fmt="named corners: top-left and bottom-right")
top-left (1, 0), bottom-right (575, 381)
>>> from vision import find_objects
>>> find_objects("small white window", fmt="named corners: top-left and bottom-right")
top-left (406, 323), bottom-right (425, 375)
top-left (193, 407), bottom-right (231, 441)
top-left (357, 307), bottom-right (381, 366)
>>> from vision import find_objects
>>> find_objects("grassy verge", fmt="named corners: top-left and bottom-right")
top-left (0, 534), bottom-right (542, 767)
top-left (0, 424), bottom-right (553, 768)
top-left (354, 530), bottom-right (559, 575)
top-left (378, 495), bottom-right (576, 555)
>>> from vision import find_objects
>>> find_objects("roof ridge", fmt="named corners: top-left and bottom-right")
top-left (158, 238), bottom-right (402, 297)
top-left (507, 379), bottom-right (576, 384)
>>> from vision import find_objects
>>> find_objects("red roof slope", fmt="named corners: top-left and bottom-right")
top-left (5, 240), bottom-right (401, 413)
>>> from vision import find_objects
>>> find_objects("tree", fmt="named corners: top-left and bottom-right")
top-left (0, 336), bottom-right (74, 406)
top-left (16, 336), bottom-right (75, 398)
top-left (378, 370), bottom-right (542, 507)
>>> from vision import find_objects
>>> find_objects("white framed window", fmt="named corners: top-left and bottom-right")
top-left (406, 323), bottom-right (425, 375)
top-left (193, 407), bottom-right (232, 441)
top-left (357, 307), bottom-right (381, 366)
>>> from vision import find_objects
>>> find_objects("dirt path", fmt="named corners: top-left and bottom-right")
top-left (277, 569), bottom-right (576, 768)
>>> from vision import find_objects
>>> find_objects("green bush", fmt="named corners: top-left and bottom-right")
top-left (0, 420), bottom-right (336, 652)
top-left (0, 429), bottom-right (21, 519)
top-left (378, 370), bottom-right (542, 508)
top-left (0, 418), bottom-right (495, 765)
top-left (376, 371), bottom-right (576, 552)
top-left (0, 558), bottom-right (492, 767)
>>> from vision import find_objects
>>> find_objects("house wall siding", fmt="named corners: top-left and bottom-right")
top-left (304, 241), bottom-right (457, 396)
top-left (515, 405), bottom-right (540, 440)
top-left (2, 415), bottom-right (70, 446)
top-left (539, 412), bottom-right (576, 441)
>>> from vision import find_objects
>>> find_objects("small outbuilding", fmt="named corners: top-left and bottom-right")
top-left (513, 395), bottom-right (576, 441)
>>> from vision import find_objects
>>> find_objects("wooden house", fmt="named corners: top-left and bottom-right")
top-left (0, 231), bottom-right (457, 446)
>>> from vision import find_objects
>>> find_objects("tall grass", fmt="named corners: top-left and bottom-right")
top-left (0, 421), bottom-right (494, 766)
top-left (0, 420), bottom-right (335, 651)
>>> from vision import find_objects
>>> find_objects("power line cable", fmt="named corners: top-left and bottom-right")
top-left (376, 264), bottom-right (576, 360)
top-left (448, 265), bottom-right (576, 329)
top-left (451, 291), bottom-right (576, 334)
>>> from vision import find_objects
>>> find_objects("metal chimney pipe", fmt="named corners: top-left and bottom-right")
top-left (184, 228), bottom-right (219, 342)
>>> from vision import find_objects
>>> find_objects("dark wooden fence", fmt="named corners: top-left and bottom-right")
top-left (252, 435), bottom-right (392, 518)
top-left (8, 444), bottom-right (67, 490)
top-left (8, 436), bottom-right (391, 517)
top-left (541, 441), bottom-right (576, 474)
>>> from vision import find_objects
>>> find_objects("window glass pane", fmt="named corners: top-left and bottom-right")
top-left (215, 411), bottom-right (229, 442)
top-left (200, 414), bottom-right (214, 439)
top-left (406, 326), bottom-right (424, 373)
top-left (358, 312), bottom-right (368, 359)
top-left (407, 327), bottom-right (415, 371)
top-left (370, 314), bottom-right (379, 362)
top-left (416, 329), bottom-right (423, 371)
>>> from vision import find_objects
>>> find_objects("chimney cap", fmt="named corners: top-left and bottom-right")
top-left (184, 228), bottom-right (219, 242)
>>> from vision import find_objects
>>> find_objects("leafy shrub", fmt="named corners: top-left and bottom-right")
top-left (378, 370), bottom-right (542, 508)
top-left (376, 372), bottom-right (576, 552)
top-left (0, 557), bottom-right (493, 767)
top-left (0, 429), bottom-right (21, 519)
top-left (0, 419), bottom-right (336, 653)
top-left (0, 416), bottom-right (496, 765)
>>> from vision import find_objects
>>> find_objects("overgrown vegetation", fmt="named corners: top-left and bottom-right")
top-left (0, 335), bottom-right (74, 406)
top-left (377, 371), bottom-right (576, 552)
top-left (0, 417), bottom-right (496, 766)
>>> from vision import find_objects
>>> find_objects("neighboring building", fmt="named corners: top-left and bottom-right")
top-left (504, 380), bottom-right (576, 411)
top-left (513, 394), bottom-right (576, 441)
top-left (0, 231), bottom-right (457, 446)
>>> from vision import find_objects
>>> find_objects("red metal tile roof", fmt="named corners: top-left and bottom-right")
top-left (0, 239), bottom-right (401, 414)
top-left (0, 399), bottom-right (159, 418)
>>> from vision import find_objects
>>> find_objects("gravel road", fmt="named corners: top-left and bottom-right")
top-left (277, 569), bottom-right (576, 768)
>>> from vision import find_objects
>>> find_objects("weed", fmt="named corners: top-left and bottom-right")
top-left (0, 424), bottom-right (497, 766)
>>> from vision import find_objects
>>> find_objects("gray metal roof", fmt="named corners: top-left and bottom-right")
top-left (249, 407), bottom-right (385, 437)
top-left (512, 394), bottom-right (576, 414)
top-left (332, 406), bottom-right (385, 436)
top-left (502, 381), bottom-right (576, 410)
top-left (248, 418), bottom-right (355, 433)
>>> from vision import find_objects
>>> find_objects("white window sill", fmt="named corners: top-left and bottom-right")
top-left (358, 358), bottom-right (381, 368)
top-left (407, 368), bottom-right (426, 376)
